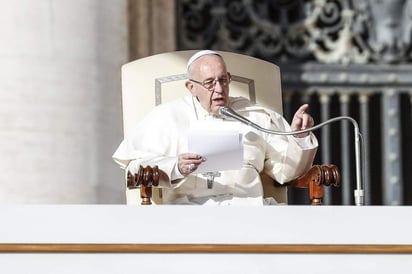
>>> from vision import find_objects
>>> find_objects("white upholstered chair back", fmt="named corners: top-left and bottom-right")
top-left (121, 50), bottom-right (286, 204)
top-left (121, 50), bottom-right (282, 136)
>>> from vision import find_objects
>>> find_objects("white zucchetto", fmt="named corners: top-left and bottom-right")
top-left (186, 50), bottom-right (221, 71)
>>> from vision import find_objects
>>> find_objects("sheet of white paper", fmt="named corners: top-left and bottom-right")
top-left (188, 121), bottom-right (243, 173)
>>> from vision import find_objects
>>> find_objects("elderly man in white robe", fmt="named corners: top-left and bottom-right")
top-left (113, 50), bottom-right (318, 205)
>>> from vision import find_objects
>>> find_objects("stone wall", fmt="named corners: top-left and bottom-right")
top-left (0, 0), bottom-right (129, 203)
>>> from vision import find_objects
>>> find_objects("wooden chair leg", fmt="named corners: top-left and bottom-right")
top-left (309, 181), bottom-right (323, 205)
top-left (140, 185), bottom-right (153, 205)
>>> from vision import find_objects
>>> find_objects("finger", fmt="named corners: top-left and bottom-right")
top-left (296, 104), bottom-right (309, 116)
top-left (293, 106), bottom-right (306, 122)
top-left (302, 114), bottom-right (315, 132)
top-left (178, 154), bottom-right (195, 165)
top-left (189, 163), bottom-right (197, 172)
top-left (178, 159), bottom-right (201, 175)
top-left (308, 115), bottom-right (314, 127)
top-left (181, 163), bottom-right (192, 175)
top-left (185, 153), bottom-right (204, 160)
top-left (178, 152), bottom-right (207, 175)
top-left (302, 115), bottom-right (310, 129)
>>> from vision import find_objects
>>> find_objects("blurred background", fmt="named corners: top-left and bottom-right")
top-left (1, 0), bottom-right (411, 205)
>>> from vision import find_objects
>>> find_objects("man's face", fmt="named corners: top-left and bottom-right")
top-left (186, 55), bottom-right (230, 115)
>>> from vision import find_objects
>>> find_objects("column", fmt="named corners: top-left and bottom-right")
top-left (0, 0), bottom-right (128, 203)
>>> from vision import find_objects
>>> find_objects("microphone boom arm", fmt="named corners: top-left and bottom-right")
top-left (219, 106), bottom-right (364, 206)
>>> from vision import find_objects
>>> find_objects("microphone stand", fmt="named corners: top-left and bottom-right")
top-left (219, 107), bottom-right (365, 206)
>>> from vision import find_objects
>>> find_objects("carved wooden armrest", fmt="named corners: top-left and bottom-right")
top-left (127, 164), bottom-right (340, 206)
top-left (290, 164), bottom-right (341, 205)
top-left (126, 165), bottom-right (159, 205)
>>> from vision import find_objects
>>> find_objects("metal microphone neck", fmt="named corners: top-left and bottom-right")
top-left (218, 106), bottom-right (365, 206)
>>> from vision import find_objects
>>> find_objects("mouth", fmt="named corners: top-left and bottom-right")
top-left (212, 97), bottom-right (226, 106)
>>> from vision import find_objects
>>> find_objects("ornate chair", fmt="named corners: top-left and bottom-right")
top-left (120, 50), bottom-right (340, 205)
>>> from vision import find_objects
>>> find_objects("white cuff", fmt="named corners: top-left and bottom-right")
top-left (171, 161), bottom-right (185, 181)
top-left (293, 134), bottom-right (315, 149)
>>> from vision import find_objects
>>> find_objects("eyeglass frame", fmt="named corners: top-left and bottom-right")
top-left (189, 72), bottom-right (232, 91)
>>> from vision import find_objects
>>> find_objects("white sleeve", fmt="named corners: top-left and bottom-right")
top-left (293, 133), bottom-right (317, 149)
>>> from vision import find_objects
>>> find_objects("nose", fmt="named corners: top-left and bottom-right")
top-left (213, 79), bottom-right (225, 94)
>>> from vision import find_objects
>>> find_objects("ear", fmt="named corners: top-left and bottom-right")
top-left (227, 72), bottom-right (232, 82)
top-left (185, 80), bottom-right (196, 96)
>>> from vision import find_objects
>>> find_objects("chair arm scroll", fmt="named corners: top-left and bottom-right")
top-left (127, 165), bottom-right (159, 205)
top-left (291, 164), bottom-right (341, 205)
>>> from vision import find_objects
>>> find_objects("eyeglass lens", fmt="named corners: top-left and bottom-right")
top-left (203, 76), bottom-right (230, 90)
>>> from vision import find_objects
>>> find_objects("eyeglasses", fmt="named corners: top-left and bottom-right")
top-left (189, 73), bottom-right (231, 91)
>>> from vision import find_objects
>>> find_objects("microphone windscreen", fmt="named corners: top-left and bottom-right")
top-left (219, 106), bottom-right (229, 116)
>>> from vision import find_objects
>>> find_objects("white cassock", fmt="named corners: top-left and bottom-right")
top-left (113, 95), bottom-right (318, 205)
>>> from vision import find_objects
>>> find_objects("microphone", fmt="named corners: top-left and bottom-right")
top-left (219, 106), bottom-right (365, 206)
